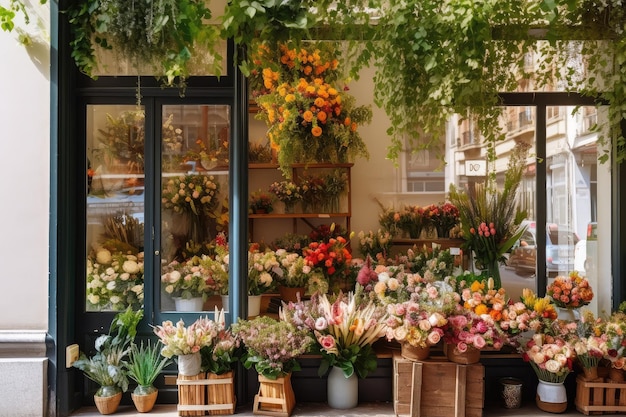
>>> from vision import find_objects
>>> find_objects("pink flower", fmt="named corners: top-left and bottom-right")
top-left (319, 334), bottom-right (336, 350)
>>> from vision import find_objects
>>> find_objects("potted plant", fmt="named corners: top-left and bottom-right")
top-left (232, 316), bottom-right (313, 416)
top-left (274, 249), bottom-right (312, 302)
top-left (73, 307), bottom-right (143, 415)
top-left (247, 248), bottom-right (281, 316)
top-left (281, 291), bottom-right (388, 409)
top-left (125, 340), bottom-right (171, 412)
top-left (249, 189), bottom-right (275, 214)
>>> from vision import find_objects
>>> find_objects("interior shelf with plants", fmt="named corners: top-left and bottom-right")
top-left (247, 163), bottom-right (353, 241)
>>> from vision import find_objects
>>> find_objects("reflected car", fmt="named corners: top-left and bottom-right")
top-left (508, 222), bottom-right (580, 276)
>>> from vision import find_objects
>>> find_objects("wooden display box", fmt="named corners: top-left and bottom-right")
top-left (177, 372), bottom-right (236, 416)
top-left (393, 351), bottom-right (484, 417)
top-left (575, 375), bottom-right (626, 415)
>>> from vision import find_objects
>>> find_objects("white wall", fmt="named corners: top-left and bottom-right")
top-left (0, 2), bottom-right (50, 331)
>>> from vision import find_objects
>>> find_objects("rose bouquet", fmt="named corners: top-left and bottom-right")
top-left (424, 202), bottom-right (460, 238)
top-left (281, 291), bottom-right (388, 378)
top-left (385, 302), bottom-right (448, 349)
top-left (86, 247), bottom-right (144, 311)
top-left (522, 333), bottom-right (574, 383)
top-left (444, 311), bottom-right (506, 354)
top-left (161, 256), bottom-right (210, 300)
top-left (232, 316), bottom-right (314, 379)
top-left (547, 271), bottom-right (594, 309)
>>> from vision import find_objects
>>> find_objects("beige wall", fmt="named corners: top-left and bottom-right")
top-left (0, 1), bottom-right (50, 331)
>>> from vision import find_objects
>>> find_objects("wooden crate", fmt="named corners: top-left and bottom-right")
top-left (177, 372), bottom-right (236, 416)
top-left (393, 351), bottom-right (484, 417)
top-left (575, 375), bottom-right (626, 415)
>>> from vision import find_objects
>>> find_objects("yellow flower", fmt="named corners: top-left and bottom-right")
top-left (285, 94), bottom-right (296, 103)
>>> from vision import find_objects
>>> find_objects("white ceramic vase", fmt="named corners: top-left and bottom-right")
top-left (177, 352), bottom-right (202, 376)
top-left (174, 297), bottom-right (204, 312)
top-left (248, 295), bottom-right (261, 317)
top-left (327, 366), bottom-right (358, 409)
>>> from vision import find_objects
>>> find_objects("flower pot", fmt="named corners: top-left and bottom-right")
top-left (178, 352), bottom-right (202, 376)
top-left (327, 366), bottom-right (358, 409)
top-left (401, 342), bottom-right (430, 361)
top-left (278, 286), bottom-right (306, 303)
top-left (536, 380), bottom-right (567, 413)
top-left (445, 344), bottom-right (480, 364)
top-left (582, 366), bottom-right (599, 381)
top-left (221, 295), bottom-right (229, 312)
top-left (94, 389), bottom-right (122, 415)
top-left (557, 307), bottom-right (580, 322)
top-left (131, 389), bottom-right (158, 413)
top-left (248, 295), bottom-right (262, 317)
top-left (609, 367), bottom-right (625, 382)
top-left (174, 297), bottom-right (204, 312)
top-left (500, 377), bottom-right (523, 409)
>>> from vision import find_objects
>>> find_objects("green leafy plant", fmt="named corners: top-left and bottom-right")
top-left (73, 307), bottom-right (143, 396)
top-left (125, 340), bottom-right (171, 395)
top-left (66, 0), bottom-right (222, 89)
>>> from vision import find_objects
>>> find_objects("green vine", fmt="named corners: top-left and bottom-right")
top-left (5, 0), bottom-right (626, 164)
top-left (66, 0), bottom-right (222, 90)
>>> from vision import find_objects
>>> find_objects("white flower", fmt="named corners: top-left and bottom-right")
top-left (96, 249), bottom-right (112, 265)
top-left (87, 294), bottom-right (100, 304)
top-left (131, 285), bottom-right (143, 294)
top-left (545, 359), bottom-right (561, 374)
top-left (120, 273), bottom-right (130, 281)
top-left (165, 284), bottom-right (174, 294)
top-left (123, 260), bottom-right (140, 274)
top-left (109, 296), bottom-right (121, 305)
top-left (259, 272), bottom-right (273, 286)
top-left (106, 281), bottom-right (116, 290)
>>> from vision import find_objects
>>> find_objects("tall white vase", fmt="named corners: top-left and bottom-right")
top-left (248, 295), bottom-right (262, 317)
top-left (327, 366), bottom-right (358, 409)
top-left (536, 379), bottom-right (567, 413)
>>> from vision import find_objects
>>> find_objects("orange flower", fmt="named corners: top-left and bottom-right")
top-left (314, 97), bottom-right (326, 107)
top-left (303, 110), bottom-right (314, 123)
top-left (317, 111), bottom-right (327, 123)
top-left (311, 126), bottom-right (323, 137)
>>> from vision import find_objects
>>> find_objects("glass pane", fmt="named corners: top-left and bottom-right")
top-left (86, 105), bottom-right (145, 312)
top-left (160, 104), bottom-right (230, 312)
top-left (545, 105), bottom-right (602, 315)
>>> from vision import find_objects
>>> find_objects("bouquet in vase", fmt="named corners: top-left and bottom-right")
top-left (547, 271), bottom-right (594, 309)
top-left (232, 316), bottom-right (314, 379)
top-left (522, 333), bottom-right (574, 383)
top-left (281, 291), bottom-right (388, 378)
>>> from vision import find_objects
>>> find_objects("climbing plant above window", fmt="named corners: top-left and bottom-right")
top-left (66, 0), bottom-right (222, 90)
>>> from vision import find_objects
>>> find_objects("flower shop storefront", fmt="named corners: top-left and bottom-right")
top-left (44, 1), bottom-right (626, 415)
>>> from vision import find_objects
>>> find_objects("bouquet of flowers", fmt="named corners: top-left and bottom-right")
top-left (398, 205), bottom-right (427, 239)
top-left (161, 256), bottom-right (210, 300)
top-left (161, 174), bottom-right (220, 216)
top-left (448, 141), bottom-right (530, 289)
top-left (86, 247), bottom-right (144, 311)
top-left (399, 245), bottom-right (458, 281)
top-left (248, 249), bottom-right (281, 295)
top-left (522, 333), bottom-right (574, 383)
top-left (546, 271), bottom-right (594, 309)
top-left (252, 41), bottom-right (372, 178)
top-left (570, 310), bottom-right (606, 371)
top-left (444, 311), bottom-right (506, 354)
top-left (201, 309), bottom-right (242, 375)
top-left (357, 229), bottom-right (392, 261)
top-left (249, 189), bottom-right (274, 214)
top-left (232, 316), bottom-right (314, 379)
top-left (299, 174), bottom-right (326, 213)
top-left (275, 249), bottom-right (315, 290)
top-left (153, 315), bottom-right (220, 358)
top-left (602, 309), bottom-right (626, 370)
top-left (268, 180), bottom-right (302, 204)
top-left (385, 302), bottom-right (448, 349)
top-left (423, 202), bottom-right (460, 238)
top-left (303, 234), bottom-right (354, 293)
top-left (281, 291), bottom-right (388, 378)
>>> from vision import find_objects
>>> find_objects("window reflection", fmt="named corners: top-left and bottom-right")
top-left (160, 105), bottom-right (230, 312)
top-left (85, 105), bottom-right (146, 312)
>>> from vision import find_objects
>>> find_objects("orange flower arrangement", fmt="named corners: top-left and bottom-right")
top-left (546, 271), bottom-right (594, 309)
top-left (251, 41), bottom-right (372, 178)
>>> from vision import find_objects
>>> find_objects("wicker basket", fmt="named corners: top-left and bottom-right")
top-left (401, 343), bottom-right (430, 361)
